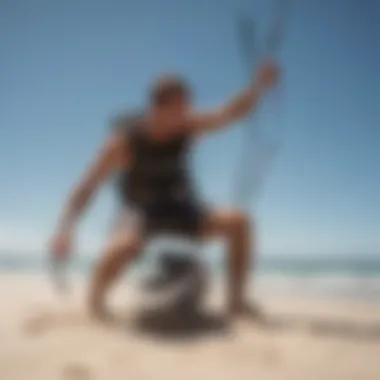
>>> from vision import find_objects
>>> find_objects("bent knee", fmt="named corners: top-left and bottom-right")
top-left (227, 209), bottom-right (250, 233)
top-left (211, 208), bottom-right (251, 235)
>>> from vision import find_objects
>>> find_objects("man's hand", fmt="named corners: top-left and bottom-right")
top-left (50, 228), bottom-right (73, 261)
top-left (191, 60), bottom-right (280, 134)
top-left (255, 60), bottom-right (279, 91)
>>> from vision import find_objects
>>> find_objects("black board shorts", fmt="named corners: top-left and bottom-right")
top-left (142, 199), bottom-right (206, 238)
top-left (114, 199), bottom-right (207, 240)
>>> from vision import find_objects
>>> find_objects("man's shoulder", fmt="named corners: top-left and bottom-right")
top-left (110, 109), bottom-right (144, 135)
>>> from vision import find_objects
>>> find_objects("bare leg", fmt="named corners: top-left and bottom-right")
top-left (202, 208), bottom-right (257, 317)
top-left (88, 229), bottom-right (142, 320)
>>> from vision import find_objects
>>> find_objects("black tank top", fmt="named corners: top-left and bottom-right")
top-left (115, 112), bottom-right (197, 216)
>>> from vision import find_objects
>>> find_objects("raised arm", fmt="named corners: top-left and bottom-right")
top-left (191, 60), bottom-right (279, 135)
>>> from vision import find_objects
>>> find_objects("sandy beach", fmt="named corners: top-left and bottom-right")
top-left (0, 272), bottom-right (379, 380)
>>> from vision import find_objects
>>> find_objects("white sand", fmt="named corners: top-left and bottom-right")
top-left (1, 273), bottom-right (380, 380)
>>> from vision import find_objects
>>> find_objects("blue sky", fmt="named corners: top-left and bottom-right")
top-left (0, 0), bottom-right (379, 256)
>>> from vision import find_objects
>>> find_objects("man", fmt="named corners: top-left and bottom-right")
top-left (50, 60), bottom-right (279, 320)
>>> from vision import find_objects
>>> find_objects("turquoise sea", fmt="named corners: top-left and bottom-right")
top-left (1, 250), bottom-right (380, 302)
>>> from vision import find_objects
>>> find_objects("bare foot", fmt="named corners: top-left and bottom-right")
top-left (88, 300), bottom-right (114, 323)
top-left (228, 301), bottom-right (266, 322)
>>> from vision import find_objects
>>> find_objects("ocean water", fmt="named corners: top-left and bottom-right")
top-left (1, 251), bottom-right (380, 302)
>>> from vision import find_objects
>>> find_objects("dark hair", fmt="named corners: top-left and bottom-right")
top-left (149, 73), bottom-right (191, 106)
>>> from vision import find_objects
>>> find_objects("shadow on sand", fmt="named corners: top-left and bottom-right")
top-left (126, 307), bottom-right (231, 341)
top-left (23, 305), bottom-right (380, 343)
top-left (121, 308), bottom-right (380, 343)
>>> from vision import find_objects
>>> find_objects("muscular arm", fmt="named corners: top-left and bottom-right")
top-left (191, 61), bottom-right (278, 135)
top-left (56, 132), bottom-right (127, 232)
